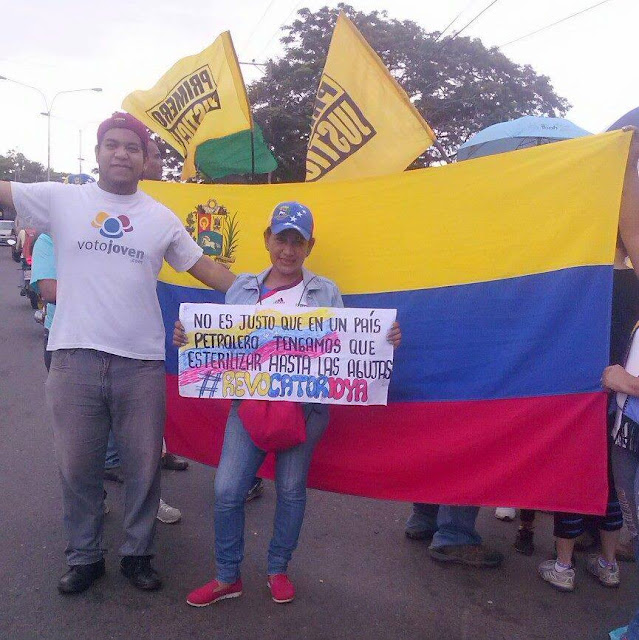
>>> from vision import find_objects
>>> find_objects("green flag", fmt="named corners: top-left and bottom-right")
top-left (195, 124), bottom-right (277, 179)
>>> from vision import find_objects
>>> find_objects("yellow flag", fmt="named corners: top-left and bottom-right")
top-left (306, 13), bottom-right (436, 182)
top-left (122, 32), bottom-right (252, 180)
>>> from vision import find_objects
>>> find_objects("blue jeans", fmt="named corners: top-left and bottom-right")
top-left (407, 503), bottom-right (482, 546)
top-left (213, 402), bottom-right (328, 582)
top-left (612, 445), bottom-right (639, 640)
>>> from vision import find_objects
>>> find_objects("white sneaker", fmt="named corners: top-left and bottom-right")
top-left (495, 507), bottom-right (516, 522)
top-left (538, 559), bottom-right (575, 592)
top-left (157, 498), bottom-right (181, 524)
top-left (586, 554), bottom-right (620, 588)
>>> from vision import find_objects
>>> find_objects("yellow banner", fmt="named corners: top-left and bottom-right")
top-left (143, 131), bottom-right (630, 294)
top-left (122, 32), bottom-right (252, 180)
top-left (305, 13), bottom-right (436, 183)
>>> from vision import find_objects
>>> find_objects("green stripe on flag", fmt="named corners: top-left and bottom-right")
top-left (195, 125), bottom-right (278, 179)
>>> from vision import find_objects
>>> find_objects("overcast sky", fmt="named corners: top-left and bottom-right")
top-left (0, 0), bottom-right (635, 175)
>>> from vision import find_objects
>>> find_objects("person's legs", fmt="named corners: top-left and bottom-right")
top-left (162, 437), bottom-right (189, 471)
top-left (267, 405), bottom-right (329, 576)
top-left (514, 509), bottom-right (536, 555)
top-left (429, 506), bottom-right (503, 567)
top-left (104, 430), bottom-right (120, 470)
top-left (405, 503), bottom-right (439, 539)
top-left (583, 455), bottom-right (624, 587)
top-left (43, 329), bottom-right (51, 372)
top-left (612, 445), bottom-right (639, 638)
top-left (593, 483), bottom-right (623, 564)
top-left (108, 356), bottom-right (165, 559)
top-left (555, 537), bottom-right (575, 565)
top-left (599, 529), bottom-right (621, 563)
top-left (246, 476), bottom-right (265, 502)
top-left (431, 506), bottom-right (482, 547)
top-left (537, 514), bottom-right (580, 591)
top-left (214, 405), bottom-right (267, 583)
top-left (45, 350), bottom-right (111, 567)
top-left (520, 509), bottom-right (536, 525)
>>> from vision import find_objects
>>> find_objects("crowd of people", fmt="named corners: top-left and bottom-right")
top-left (2, 111), bottom-right (639, 639)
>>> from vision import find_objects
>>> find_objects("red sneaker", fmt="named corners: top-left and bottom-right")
top-left (186, 578), bottom-right (243, 607)
top-left (267, 574), bottom-right (295, 603)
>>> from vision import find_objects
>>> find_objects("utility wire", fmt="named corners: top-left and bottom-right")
top-left (448, 0), bottom-right (501, 41)
top-left (242, 0), bottom-right (280, 51)
top-left (500, 0), bottom-right (614, 47)
top-left (434, 0), bottom-right (482, 43)
top-left (259, 0), bottom-right (305, 58)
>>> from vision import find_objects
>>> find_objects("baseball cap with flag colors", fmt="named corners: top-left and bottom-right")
top-left (269, 202), bottom-right (314, 240)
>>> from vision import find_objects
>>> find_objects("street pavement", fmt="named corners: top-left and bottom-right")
top-left (0, 245), bottom-right (636, 640)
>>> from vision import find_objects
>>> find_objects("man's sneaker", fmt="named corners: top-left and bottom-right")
top-left (538, 559), bottom-right (575, 592)
top-left (246, 477), bottom-right (264, 502)
top-left (120, 555), bottom-right (162, 591)
top-left (162, 453), bottom-right (189, 471)
top-left (586, 554), bottom-right (620, 588)
top-left (495, 507), bottom-right (516, 522)
top-left (157, 498), bottom-right (181, 524)
top-left (428, 544), bottom-right (503, 568)
top-left (267, 574), bottom-right (295, 603)
top-left (513, 527), bottom-right (535, 556)
top-left (186, 578), bottom-right (243, 607)
top-left (58, 559), bottom-right (105, 594)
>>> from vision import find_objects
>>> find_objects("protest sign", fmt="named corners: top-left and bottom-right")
top-left (178, 303), bottom-right (397, 405)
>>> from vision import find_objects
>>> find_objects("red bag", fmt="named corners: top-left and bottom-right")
top-left (238, 400), bottom-right (306, 452)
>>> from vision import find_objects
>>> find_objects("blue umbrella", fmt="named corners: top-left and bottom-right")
top-left (65, 173), bottom-right (95, 185)
top-left (457, 115), bottom-right (591, 161)
top-left (607, 107), bottom-right (639, 131)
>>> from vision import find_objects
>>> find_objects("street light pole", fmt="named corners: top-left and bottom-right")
top-left (0, 76), bottom-right (101, 180)
top-left (78, 129), bottom-right (84, 175)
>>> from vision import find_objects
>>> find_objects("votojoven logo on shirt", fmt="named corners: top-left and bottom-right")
top-left (91, 211), bottom-right (133, 239)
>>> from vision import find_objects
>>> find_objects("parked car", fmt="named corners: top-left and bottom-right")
top-left (0, 219), bottom-right (16, 246)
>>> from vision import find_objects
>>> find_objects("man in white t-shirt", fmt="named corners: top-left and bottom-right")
top-left (0, 112), bottom-right (235, 596)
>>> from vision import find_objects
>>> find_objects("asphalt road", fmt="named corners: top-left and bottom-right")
top-left (0, 245), bottom-right (636, 640)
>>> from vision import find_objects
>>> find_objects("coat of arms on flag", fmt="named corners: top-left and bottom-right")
top-left (185, 199), bottom-right (239, 265)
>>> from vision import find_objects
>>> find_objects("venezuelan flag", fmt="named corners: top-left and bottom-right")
top-left (146, 130), bottom-right (632, 513)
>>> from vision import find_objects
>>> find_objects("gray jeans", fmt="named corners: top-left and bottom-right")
top-left (45, 349), bottom-right (166, 565)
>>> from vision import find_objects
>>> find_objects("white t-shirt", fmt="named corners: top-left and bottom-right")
top-left (12, 181), bottom-right (203, 360)
top-left (260, 279), bottom-right (307, 306)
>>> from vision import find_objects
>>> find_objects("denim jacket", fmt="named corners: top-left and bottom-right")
top-left (225, 267), bottom-right (342, 419)
top-left (225, 267), bottom-right (344, 308)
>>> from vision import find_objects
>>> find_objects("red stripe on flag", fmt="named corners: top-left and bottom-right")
top-left (164, 376), bottom-right (608, 514)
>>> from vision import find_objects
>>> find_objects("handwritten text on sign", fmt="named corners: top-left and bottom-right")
top-left (178, 304), bottom-right (397, 405)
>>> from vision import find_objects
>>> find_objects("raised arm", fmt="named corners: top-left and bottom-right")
top-left (187, 255), bottom-right (237, 294)
top-left (0, 182), bottom-right (14, 210)
top-left (39, 280), bottom-right (57, 303)
top-left (618, 130), bottom-right (639, 278)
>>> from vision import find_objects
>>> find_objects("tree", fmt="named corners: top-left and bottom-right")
top-left (0, 150), bottom-right (67, 183)
top-left (249, 4), bottom-right (570, 182)
top-left (150, 133), bottom-right (183, 182)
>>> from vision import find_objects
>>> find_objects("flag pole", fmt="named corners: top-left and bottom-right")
top-left (434, 140), bottom-right (452, 164)
top-left (250, 127), bottom-right (256, 182)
